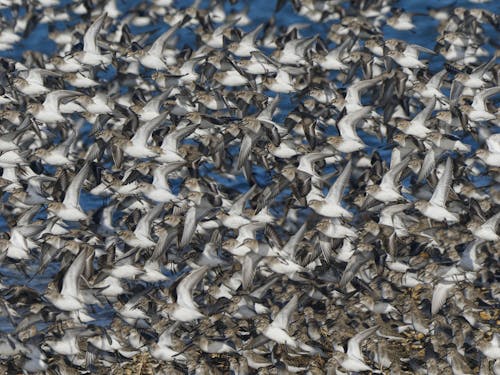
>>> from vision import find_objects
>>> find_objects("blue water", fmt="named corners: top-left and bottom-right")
top-left (0, 0), bottom-right (497, 344)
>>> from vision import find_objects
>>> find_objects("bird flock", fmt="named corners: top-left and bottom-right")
top-left (0, 0), bottom-right (498, 373)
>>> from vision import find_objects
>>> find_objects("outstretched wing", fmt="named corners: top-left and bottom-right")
top-left (326, 160), bottom-right (352, 205)
top-left (84, 13), bottom-right (107, 53)
top-left (61, 247), bottom-right (93, 298)
top-left (63, 162), bottom-right (90, 208)
top-left (429, 157), bottom-right (452, 207)
top-left (270, 294), bottom-right (299, 331)
top-left (347, 325), bottom-right (378, 360)
top-left (176, 266), bottom-right (208, 309)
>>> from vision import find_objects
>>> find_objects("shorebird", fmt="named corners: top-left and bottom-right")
top-left (256, 294), bottom-right (301, 347)
top-left (396, 96), bottom-right (436, 138)
top-left (464, 86), bottom-right (500, 122)
top-left (45, 247), bottom-right (94, 314)
top-left (73, 13), bottom-right (112, 66)
top-left (47, 162), bottom-right (90, 221)
top-left (120, 112), bottom-right (168, 158)
top-left (132, 20), bottom-right (184, 70)
top-left (415, 157), bottom-right (459, 223)
top-left (454, 56), bottom-right (496, 89)
top-left (476, 133), bottom-right (500, 167)
top-left (13, 68), bottom-right (60, 96)
top-left (150, 322), bottom-right (187, 362)
top-left (387, 8), bottom-right (416, 30)
top-left (386, 42), bottom-right (435, 69)
top-left (468, 211), bottom-right (500, 241)
top-left (366, 156), bottom-right (410, 203)
top-left (327, 106), bottom-right (371, 153)
top-left (314, 37), bottom-right (353, 71)
top-left (308, 160), bottom-right (353, 219)
top-left (333, 325), bottom-right (380, 372)
top-left (228, 24), bottom-right (263, 57)
top-left (119, 203), bottom-right (163, 248)
top-left (27, 90), bottom-right (81, 123)
top-left (137, 165), bottom-right (180, 203)
top-left (163, 266), bottom-right (208, 322)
